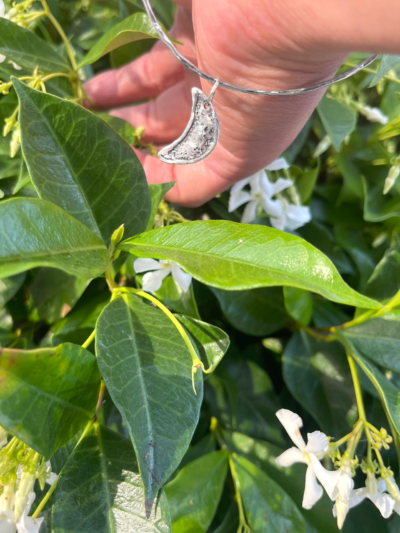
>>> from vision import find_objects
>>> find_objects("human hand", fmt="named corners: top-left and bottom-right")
top-left (85, 0), bottom-right (398, 206)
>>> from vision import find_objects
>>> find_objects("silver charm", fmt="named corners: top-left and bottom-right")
top-left (159, 82), bottom-right (220, 165)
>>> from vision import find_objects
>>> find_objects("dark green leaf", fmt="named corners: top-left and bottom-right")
top-left (98, 113), bottom-right (141, 145)
top-left (363, 177), bottom-right (400, 222)
top-left (13, 79), bottom-right (151, 246)
top-left (53, 424), bottom-right (171, 532)
top-left (335, 154), bottom-right (364, 204)
top-left (155, 276), bottom-right (200, 319)
top-left (211, 287), bottom-right (291, 336)
top-left (0, 198), bottom-right (109, 278)
top-left (0, 18), bottom-right (69, 72)
top-left (96, 294), bottom-right (203, 511)
top-left (0, 343), bottom-right (100, 458)
top-left (147, 182), bottom-right (176, 231)
top-left (283, 287), bottom-right (312, 326)
top-left (369, 55), bottom-right (400, 87)
top-left (366, 244), bottom-right (400, 301)
top-left (294, 159), bottom-right (320, 204)
top-left (29, 268), bottom-right (88, 323)
top-left (79, 13), bottom-right (160, 67)
top-left (120, 221), bottom-right (380, 309)
top-left (0, 273), bottom-right (25, 307)
top-left (165, 451), bottom-right (229, 533)
top-left (283, 332), bottom-right (355, 436)
top-left (233, 455), bottom-right (306, 533)
top-left (317, 96), bottom-right (357, 151)
top-left (176, 315), bottom-right (229, 372)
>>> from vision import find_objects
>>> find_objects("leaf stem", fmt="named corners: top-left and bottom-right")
top-left (32, 419), bottom-right (94, 518)
top-left (114, 287), bottom-right (212, 394)
top-left (40, 1), bottom-right (76, 71)
top-left (229, 455), bottom-right (251, 533)
top-left (82, 330), bottom-right (96, 350)
top-left (347, 352), bottom-right (366, 421)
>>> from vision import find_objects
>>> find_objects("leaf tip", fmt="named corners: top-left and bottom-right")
top-left (145, 498), bottom-right (153, 519)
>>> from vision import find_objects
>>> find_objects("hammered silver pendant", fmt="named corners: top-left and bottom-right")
top-left (158, 85), bottom-right (220, 165)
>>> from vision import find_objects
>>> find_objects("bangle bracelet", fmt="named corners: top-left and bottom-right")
top-left (142, 0), bottom-right (378, 164)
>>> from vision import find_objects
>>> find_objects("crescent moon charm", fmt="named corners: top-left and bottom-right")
top-left (158, 87), bottom-right (220, 165)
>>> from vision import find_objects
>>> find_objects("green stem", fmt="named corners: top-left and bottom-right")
top-left (343, 61), bottom-right (400, 86)
top-left (105, 265), bottom-right (117, 291)
top-left (229, 455), bottom-right (251, 533)
top-left (82, 330), bottom-right (96, 350)
top-left (32, 419), bottom-right (94, 519)
top-left (115, 287), bottom-right (212, 394)
top-left (43, 6), bottom-right (77, 71)
top-left (347, 353), bottom-right (366, 420)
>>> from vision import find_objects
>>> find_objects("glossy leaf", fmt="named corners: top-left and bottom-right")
top-left (0, 273), bottom-right (25, 307)
top-left (96, 294), bottom-right (203, 512)
top-left (317, 96), bottom-right (357, 151)
top-left (79, 13), bottom-right (160, 67)
top-left (0, 198), bottom-right (109, 278)
top-left (176, 315), bottom-right (230, 372)
top-left (369, 54), bottom-right (400, 87)
top-left (165, 451), bottom-right (229, 533)
top-left (30, 268), bottom-right (88, 323)
top-left (53, 424), bottom-right (171, 533)
top-left (344, 318), bottom-right (400, 373)
top-left (0, 343), bottom-right (100, 458)
top-left (283, 287), bottom-right (312, 326)
top-left (283, 332), bottom-right (355, 436)
top-left (0, 18), bottom-right (69, 72)
top-left (211, 287), bottom-right (291, 336)
top-left (14, 79), bottom-right (151, 246)
top-left (233, 455), bottom-right (306, 533)
top-left (147, 182), bottom-right (176, 231)
top-left (120, 221), bottom-right (380, 309)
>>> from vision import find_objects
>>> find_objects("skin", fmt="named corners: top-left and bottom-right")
top-left (86, 0), bottom-right (400, 206)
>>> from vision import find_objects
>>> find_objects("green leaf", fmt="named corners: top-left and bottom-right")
top-left (120, 221), bottom-right (380, 309)
top-left (283, 332), bottom-right (355, 436)
top-left (222, 431), bottom-right (341, 533)
top-left (98, 113), bottom-right (142, 145)
top-left (96, 294), bottom-right (203, 512)
top-left (211, 287), bottom-right (291, 336)
top-left (0, 343), bottom-right (101, 458)
top-left (0, 198), bottom-right (109, 279)
top-left (176, 315), bottom-right (230, 372)
top-left (317, 96), bottom-right (357, 151)
top-left (233, 455), bottom-right (306, 533)
top-left (13, 79), bottom-right (151, 246)
top-left (369, 54), bottom-right (400, 87)
top-left (79, 13), bottom-right (161, 67)
top-left (335, 154), bottom-right (364, 204)
top-left (147, 182), bottom-right (176, 231)
top-left (155, 276), bottom-right (200, 319)
top-left (53, 424), bottom-right (171, 533)
top-left (344, 318), bottom-right (400, 373)
top-left (366, 244), bottom-right (400, 301)
top-left (283, 287), bottom-right (312, 326)
top-left (29, 268), bottom-right (88, 323)
top-left (0, 273), bottom-right (25, 307)
top-left (165, 451), bottom-right (229, 533)
top-left (0, 18), bottom-right (69, 72)
top-left (362, 177), bottom-right (400, 222)
top-left (293, 159), bottom-right (320, 204)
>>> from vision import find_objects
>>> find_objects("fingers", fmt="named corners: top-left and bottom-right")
top-left (110, 81), bottom-right (192, 144)
top-left (84, 41), bottom-right (185, 109)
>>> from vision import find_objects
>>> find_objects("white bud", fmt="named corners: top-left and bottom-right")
top-left (313, 135), bottom-right (332, 158)
top-left (383, 166), bottom-right (400, 195)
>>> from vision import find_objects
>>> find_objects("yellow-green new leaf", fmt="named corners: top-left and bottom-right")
top-left (120, 221), bottom-right (380, 309)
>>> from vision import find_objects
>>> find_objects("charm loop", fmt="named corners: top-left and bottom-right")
top-left (204, 79), bottom-right (220, 107)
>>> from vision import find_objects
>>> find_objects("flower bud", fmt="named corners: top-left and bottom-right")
top-left (110, 225), bottom-right (125, 249)
top-left (0, 483), bottom-right (15, 513)
top-left (10, 128), bottom-right (20, 159)
top-left (383, 166), bottom-right (400, 195)
top-left (14, 471), bottom-right (35, 522)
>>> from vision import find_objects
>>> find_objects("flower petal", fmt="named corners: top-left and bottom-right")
top-left (275, 447), bottom-right (306, 467)
top-left (0, 54), bottom-right (5, 64)
top-left (275, 409), bottom-right (306, 450)
top-left (0, 511), bottom-right (16, 533)
top-left (249, 171), bottom-right (265, 196)
top-left (16, 515), bottom-right (44, 533)
top-left (348, 487), bottom-right (368, 509)
top-left (12, 62), bottom-right (21, 71)
top-left (272, 178), bottom-right (293, 196)
top-left (265, 157), bottom-right (290, 171)
top-left (142, 269), bottom-right (170, 293)
top-left (171, 263), bottom-right (192, 293)
top-left (241, 200), bottom-right (259, 224)
top-left (231, 176), bottom-right (251, 194)
top-left (309, 453), bottom-right (341, 500)
top-left (260, 197), bottom-right (284, 219)
top-left (228, 190), bottom-right (252, 212)
top-left (368, 493), bottom-right (395, 519)
top-left (303, 465), bottom-right (323, 509)
top-left (134, 258), bottom-right (164, 273)
top-left (0, 1), bottom-right (4, 18)
top-left (394, 502), bottom-right (400, 516)
top-left (284, 205), bottom-right (312, 231)
top-left (305, 431), bottom-right (328, 457)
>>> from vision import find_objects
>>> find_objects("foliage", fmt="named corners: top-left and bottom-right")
top-left (1, 1), bottom-right (400, 532)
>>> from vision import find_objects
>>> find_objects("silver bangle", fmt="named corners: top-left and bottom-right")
top-left (142, 0), bottom-right (378, 97)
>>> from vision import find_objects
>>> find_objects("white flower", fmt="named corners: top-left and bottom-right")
top-left (0, 511), bottom-right (16, 533)
top-left (45, 461), bottom-right (57, 486)
top-left (0, 54), bottom-right (5, 64)
top-left (264, 198), bottom-right (311, 232)
top-left (341, 473), bottom-right (395, 524)
top-left (12, 63), bottom-right (21, 71)
top-left (378, 477), bottom-right (400, 516)
top-left (16, 515), bottom-right (43, 533)
top-left (360, 105), bottom-right (389, 125)
top-left (332, 457), bottom-right (354, 529)
top-left (0, 1), bottom-right (5, 18)
top-left (275, 409), bottom-right (341, 509)
top-left (134, 258), bottom-right (192, 293)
